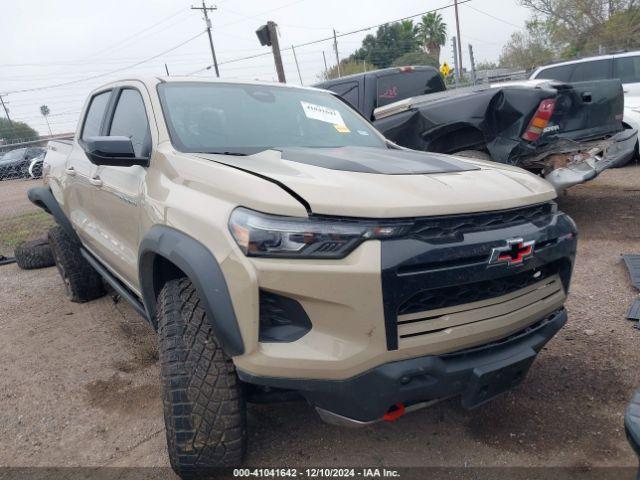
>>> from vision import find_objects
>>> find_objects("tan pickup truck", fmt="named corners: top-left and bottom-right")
top-left (30, 77), bottom-right (577, 476)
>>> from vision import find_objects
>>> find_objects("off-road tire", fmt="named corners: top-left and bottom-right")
top-left (14, 237), bottom-right (55, 270)
top-left (47, 226), bottom-right (105, 302)
top-left (158, 278), bottom-right (246, 477)
top-left (455, 150), bottom-right (493, 161)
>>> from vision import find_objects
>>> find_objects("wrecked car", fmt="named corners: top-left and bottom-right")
top-left (315, 66), bottom-right (637, 190)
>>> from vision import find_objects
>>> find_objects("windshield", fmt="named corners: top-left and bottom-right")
top-left (1, 149), bottom-right (23, 162)
top-left (157, 82), bottom-right (387, 154)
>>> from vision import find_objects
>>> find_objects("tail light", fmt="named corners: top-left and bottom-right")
top-left (522, 98), bottom-right (556, 142)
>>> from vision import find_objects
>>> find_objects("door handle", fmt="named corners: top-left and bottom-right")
top-left (581, 91), bottom-right (592, 103)
top-left (89, 176), bottom-right (103, 187)
top-left (65, 166), bottom-right (76, 176)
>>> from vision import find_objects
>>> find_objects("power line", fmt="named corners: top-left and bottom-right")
top-left (4, 31), bottom-right (207, 94)
top-left (79, 7), bottom-right (188, 60)
top-left (194, 0), bottom-right (474, 71)
top-left (463, 4), bottom-right (525, 30)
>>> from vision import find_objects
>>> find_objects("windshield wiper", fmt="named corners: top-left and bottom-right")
top-left (205, 151), bottom-right (248, 156)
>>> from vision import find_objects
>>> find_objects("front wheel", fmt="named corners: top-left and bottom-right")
top-left (157, 278), bottom-right (247, 477)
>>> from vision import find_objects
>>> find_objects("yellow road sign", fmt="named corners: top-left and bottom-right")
top-left (440, 62), bottom-right (452, 77)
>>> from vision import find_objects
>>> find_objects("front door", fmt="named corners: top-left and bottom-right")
top-left (88, 86), bottom-right (152, 290)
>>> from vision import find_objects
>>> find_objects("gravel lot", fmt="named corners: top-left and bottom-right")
top-left (1, 166), bottom-right (639, 477)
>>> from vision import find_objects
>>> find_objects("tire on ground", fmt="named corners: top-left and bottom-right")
top-left (158, 278), bottom-right (247, 476)
top-left (454, 149), bottom-right (493, 161)
top-left (14, 237), bottom-right (55, 270)
top-left (47, 226), bottom-right (105, 302)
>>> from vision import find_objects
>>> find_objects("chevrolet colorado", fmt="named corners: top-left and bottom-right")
top-left (315, 66), bottom-right (638, 190)
top-left (30, 77), bottom-right (577, 475)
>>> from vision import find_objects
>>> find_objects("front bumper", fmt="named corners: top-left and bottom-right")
top-left (239, 308), bottom-right (567, 423)
top-left (544, 128), bottom-right (638, 191)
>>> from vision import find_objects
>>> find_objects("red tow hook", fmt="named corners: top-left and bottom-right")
top-left (382, 403), bottom-right (406, 421)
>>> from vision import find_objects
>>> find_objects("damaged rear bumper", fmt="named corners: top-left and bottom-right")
top-left (543, 128), bottom-right (637, 191)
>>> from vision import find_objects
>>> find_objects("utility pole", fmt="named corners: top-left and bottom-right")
top-left (191, 1), bottom-right (220, 77)
top-left (164, 63), bottom-right (170, 76)
top-left (268, 22), bottom-right (285, 83)
top-left (468, 44), bottom-right (476, 85)
top-left (256, 21), bottom-right (286, 83)
top-left (0, 94), bottom-right (14, 138)
top-left (333, 29), bottom-right (341, 77)
top-left (291, 45), bottom-right (303, 85)
top-left (452, 36), bottom-right (460, 88)
top-left (322, 51), bottom-right (328, 78)
top-left (454, 0), bottom-right (463, 76)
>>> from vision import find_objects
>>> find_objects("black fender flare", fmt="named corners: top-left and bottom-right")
top-left (138, 225), bottom-right (245, 357)
top-left (28, 186), bottom-right (81, 244)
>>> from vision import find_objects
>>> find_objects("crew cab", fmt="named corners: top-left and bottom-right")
top-left (31, 77), bottom-right (577, 476)
top-left (316, 66), bottom-right (637, 190)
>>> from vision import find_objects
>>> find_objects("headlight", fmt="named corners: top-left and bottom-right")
top-left (229, 207), bottom-right (412, 259)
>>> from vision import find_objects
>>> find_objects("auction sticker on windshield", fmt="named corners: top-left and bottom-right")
top-left (301, 101), bottom-right (346, 127)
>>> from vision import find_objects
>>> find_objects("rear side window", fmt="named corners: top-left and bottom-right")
top-left (376, 71), bottom-right (445, 107)
top-left (330, 81), bottom-right (359, 109)
top-left (81, 91), bottom-right (111, 140)
top-left (535, 64), bottom-right (575, 82)
top-left (614, 56), bottom-right (640, 84)
top-left (109, 89), bottom-right (151, 157)
top-left (570, 59), bottom-right (611, 82)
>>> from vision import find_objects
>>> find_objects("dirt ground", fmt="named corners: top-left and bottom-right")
top-left (1, 166), bottom-right (640, 477)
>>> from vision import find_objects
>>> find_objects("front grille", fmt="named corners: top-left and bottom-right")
top-left (398, 263), bottom-right (559, 316)
top-left (409, 202), bottom-right (554, 243)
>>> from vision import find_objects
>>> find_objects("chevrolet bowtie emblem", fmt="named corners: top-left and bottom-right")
top-left (488, 238), bottom-right (535, 267)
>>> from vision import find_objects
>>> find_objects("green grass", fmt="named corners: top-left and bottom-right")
top-left (0, 210), bottom-right (55, 255)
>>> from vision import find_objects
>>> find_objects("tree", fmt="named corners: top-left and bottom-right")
top-left (319, 59), bottom-right (376, 81)
top-left (519, 0), bottom-right (639, 56)
top-left (391, 51), bottom-right (439, 69)
top-left (474, 60), bottom-right (499, 71)
top-left (40, 105), bottom-right (52, 136)
top-left (499, 20), bottom-right (555, 71)
top-left (0, 117), bottom-right (39, 144)
top-left (352, 21), bottom-right (420, 68)
top-left (417, 12), bottom-right (447, 63)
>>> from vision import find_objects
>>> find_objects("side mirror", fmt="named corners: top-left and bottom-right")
top-left (80, 136), bottom-right (149, 167)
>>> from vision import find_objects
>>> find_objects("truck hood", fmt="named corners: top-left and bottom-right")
top-left (194, 146), bottom-right (556, 218)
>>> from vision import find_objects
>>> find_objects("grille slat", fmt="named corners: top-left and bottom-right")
top-left (409, 203), bottom-right (554, 243)
top-left (398, 264), bottom-right (558, 316)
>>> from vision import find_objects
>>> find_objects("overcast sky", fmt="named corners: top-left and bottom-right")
top-left (0, 0), bottom-right (532, 136)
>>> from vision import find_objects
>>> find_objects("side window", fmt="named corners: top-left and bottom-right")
top-left (614, 56), bottom-right (640, 84)
top-left (330, 81), bottom-right (359, 109)
top-left (376, 71), bottom-right (445, 107)
top-left (108, 89), bottom-right (151, 158)
top-left (535, 64), bottom-right (575, 82)
top-left (81, 91), bottom-right (111, 140)
top-left (570, 59), bottom-right (611, 82)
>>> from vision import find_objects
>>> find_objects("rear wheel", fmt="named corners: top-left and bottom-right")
top-left (48, 226), bottom-right (105, 302)
top-left (158, 278), bottom-right (247, 477)
top-left (14, 237), bottom-right (55, 270)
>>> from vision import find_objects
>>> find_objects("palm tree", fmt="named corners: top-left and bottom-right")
top-left (417, 12), bottom-right (447, 63)
top-left (40, 105), bottom-right (52, 136)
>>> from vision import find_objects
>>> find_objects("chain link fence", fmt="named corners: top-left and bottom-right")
top-left (0, 139), bottom-right (57, 260)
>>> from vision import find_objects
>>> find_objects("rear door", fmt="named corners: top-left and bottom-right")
top-left (64, 89), bottom-right (112, 250)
